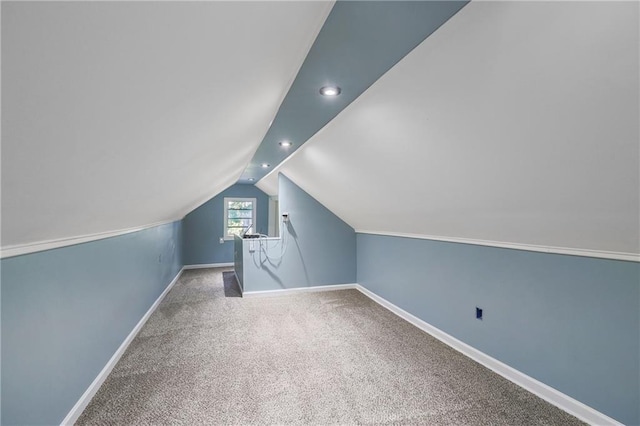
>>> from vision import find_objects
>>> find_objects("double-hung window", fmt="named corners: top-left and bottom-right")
top-left (223, 197), bottom-right (256, 239)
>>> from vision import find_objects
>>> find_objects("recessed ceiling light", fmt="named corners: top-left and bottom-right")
top-left (279, 140), bottom-right (292, 148)
top-left (248, 178), bottom-right (255, 181)
top-left (319, 86), bottom-right (341, 96)
top-left (261, 163), bottom-right (270, 168)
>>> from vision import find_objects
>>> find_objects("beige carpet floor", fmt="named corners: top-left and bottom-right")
top-left (77, 268), bottom-right (584, 425)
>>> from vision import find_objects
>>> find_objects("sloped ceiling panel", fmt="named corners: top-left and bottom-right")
top-left (240, 1), bottom-right (467, 183)
top-left (259, 1), bottom-right (640, 256)
top-left (1, 1), bottom-right (332, 248)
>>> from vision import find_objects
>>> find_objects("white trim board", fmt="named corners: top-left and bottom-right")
top-left (356, 230), bottom-right (640, 263)
top-left (183, 263), bottom-right (234, 270)
top-left (242, 283), bottom-right (357, 298)
top-left (1, 219), bottom-right (180, 260)
top-left (354, 284), bottom-right (623, 426)
top-left (60, 267), bottom-right (185, 426)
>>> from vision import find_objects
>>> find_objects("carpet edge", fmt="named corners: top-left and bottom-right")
top-left (60, 267), bottom-right (185, 425)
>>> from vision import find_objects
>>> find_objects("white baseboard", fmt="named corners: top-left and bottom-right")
top-left (243, 283), bottom-right (357, 298)
top-left (183, 262), bottom-right (233, 270)
top-left (354, 284), bottom-right (622, 426)
top-left (60, 267), bottom-right (185, 425)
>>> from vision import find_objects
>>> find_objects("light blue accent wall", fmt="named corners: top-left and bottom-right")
top-left (0, 221), bottom-right (183, 426)
top-left (242, 174), bottom-right (356, 291)
top-left (356, 233), bottom-right (639, 425)
top-left (182, 184), bottom-right (270, 265)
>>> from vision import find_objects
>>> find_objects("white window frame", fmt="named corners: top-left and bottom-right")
top-left (223, 197), bottom-right (256, 240)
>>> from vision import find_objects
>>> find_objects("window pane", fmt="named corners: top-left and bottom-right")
top-left (224, 198), bottom-right (255, 238)
top-left (228, 209), bottom-right (253, 219)
top-left (228, 201), bottom-right (253, 210)
top-left (227, 218), bottom-right (251, 228)
top-left (228, 227), bottom-right (245, 237)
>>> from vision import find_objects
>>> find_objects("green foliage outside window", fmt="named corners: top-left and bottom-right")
top-left (226, 199), bottom-right (254, 237)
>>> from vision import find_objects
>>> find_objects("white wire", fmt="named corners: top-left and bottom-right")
top-left (257, 220), bottom-right (287, 262)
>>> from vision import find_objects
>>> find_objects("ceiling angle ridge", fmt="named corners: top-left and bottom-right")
top-left (0, 219), bottom-right (181, 260)
top-left (238, 0), bottom-right (336, 184)
top-left (354, 230), bottom-right (640, 263)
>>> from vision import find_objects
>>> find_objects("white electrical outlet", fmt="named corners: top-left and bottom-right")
top-left (219, 237), bottom-right (224, 244)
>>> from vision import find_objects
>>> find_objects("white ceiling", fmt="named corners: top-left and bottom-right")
top-left (259, 1), bottom-right (640, 255)
top-left (1, 1), bottom-right (332, 248)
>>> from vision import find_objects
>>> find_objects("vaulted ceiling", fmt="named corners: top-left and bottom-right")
top-left (1, 1), bottom-right (332, 248)
top-left (258, 1), bottom-right (639, 257)
top-left (2, 1), bottom-right (638, 259)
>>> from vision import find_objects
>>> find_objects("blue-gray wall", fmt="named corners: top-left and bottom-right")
top-left (234, 235), bottom-right (244, 290)
top-left (356, 233), bottom-right (640, 425)
top-left (0, 221), bottom-right (183, 425)
top-left (182, 183), bottom-right (269, 265)
top-left (242, 174), bottom-right (356, 291)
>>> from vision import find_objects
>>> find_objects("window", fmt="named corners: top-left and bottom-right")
top-left (223, 197), bottom-right (256, 240)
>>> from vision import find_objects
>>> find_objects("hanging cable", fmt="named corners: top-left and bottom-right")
top-left (257, 217), bottom-right (288, 262)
